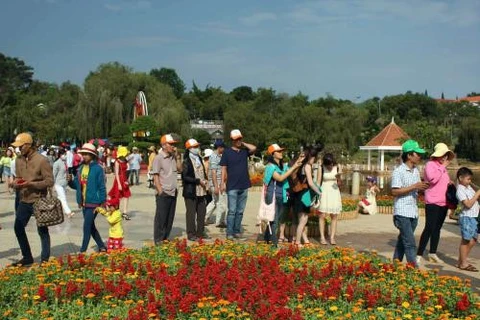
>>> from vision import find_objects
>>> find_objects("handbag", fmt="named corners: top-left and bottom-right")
top-left (257, 182), bottom-right (276, 234)
top-left (311, 193), bottom-right (321, 210)
top-left (33, 188), bottom-right (64, 227)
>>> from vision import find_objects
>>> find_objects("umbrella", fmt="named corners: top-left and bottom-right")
top-left (88, 138), bottom-right (106, 146)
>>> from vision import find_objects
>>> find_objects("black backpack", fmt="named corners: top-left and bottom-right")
top-left (446, 184), bottom-right (458, 206)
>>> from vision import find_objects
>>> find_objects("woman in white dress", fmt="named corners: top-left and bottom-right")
top-left (318, 153), bottom-right (342, 245)
top-left (358, 176), bottom-right (380, 215)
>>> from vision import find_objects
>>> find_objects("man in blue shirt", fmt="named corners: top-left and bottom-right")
top-left (220, 129), bottom-right (257, 240)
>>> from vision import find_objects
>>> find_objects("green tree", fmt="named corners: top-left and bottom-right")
top-left (0, 53), bottom-right (34, 108)
top-left (231, 86), bottom-right (255, 102)
top-left (150, 67), bottom-right (186, 99)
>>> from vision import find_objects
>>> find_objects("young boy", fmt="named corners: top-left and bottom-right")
top-left (95, 197), bottom-right (124, 252)
top-left (456, 167), bottom-right (480, 272)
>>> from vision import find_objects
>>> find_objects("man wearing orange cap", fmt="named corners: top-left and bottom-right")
top-left (220, 129), bottom-right (257, 240)
top-left (10, 132), bottom-right (54, 266)
top-left (151, 134), bottom-right (183, 244)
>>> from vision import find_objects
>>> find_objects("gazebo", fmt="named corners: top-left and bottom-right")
top-left (359, 118), bottom-right (409, 171)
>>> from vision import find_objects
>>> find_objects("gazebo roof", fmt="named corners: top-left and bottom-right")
top-left (359, 118), bottom-right (409, 151)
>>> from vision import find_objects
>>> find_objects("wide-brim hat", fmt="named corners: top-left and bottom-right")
top-left (117, 146), bottom-right (129, 158)
top-left (430, 143), bottom-right (455, 160)
top-left (148, 145), bottom-right (156, 152)
top-left (79, 143), bottom-right (97, 156)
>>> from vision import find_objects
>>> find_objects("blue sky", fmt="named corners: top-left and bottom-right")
top-left (1, 0), bottom-right (479, 100)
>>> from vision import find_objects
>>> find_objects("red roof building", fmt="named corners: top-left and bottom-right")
top-left (359, 118), bottom-right (409, 171)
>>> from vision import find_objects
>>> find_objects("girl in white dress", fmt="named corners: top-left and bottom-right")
top-left (358, 176), bottom-right (380, 215)
top-left (318, 153), bottom-right (342, 245)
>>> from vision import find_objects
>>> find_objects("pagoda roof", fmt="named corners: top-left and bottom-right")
top-left (360, 118), bottom-right (409, 151)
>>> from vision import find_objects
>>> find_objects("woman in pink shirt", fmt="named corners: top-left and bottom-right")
top-left (416, 143), bottom-right (455, 264)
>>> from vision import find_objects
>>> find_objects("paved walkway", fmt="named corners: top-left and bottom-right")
top-left (0, 176), bottom-right (479, 292)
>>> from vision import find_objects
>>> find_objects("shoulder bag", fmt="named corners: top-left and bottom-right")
top-left (33, 188), bottom-right (64, 227)
top-left (257, 181), bottom-right (276, 234)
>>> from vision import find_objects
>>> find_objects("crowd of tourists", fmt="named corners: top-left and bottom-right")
top-left (1, 130), bottom-right (479, 273)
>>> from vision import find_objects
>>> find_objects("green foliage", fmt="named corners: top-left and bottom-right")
top-left (150, 67), bottom-right (186, 99)
top-left (1, 52), bottom-right (479, 161)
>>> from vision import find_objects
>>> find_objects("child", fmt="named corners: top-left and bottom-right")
top-left (95, 197), bottom-right (124, 252)
top-left (358, 176), bottom-right (380, 215)
top-left (456, 167), bottom-right (480, 272)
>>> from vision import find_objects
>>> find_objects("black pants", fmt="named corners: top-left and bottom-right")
top-left (417, 204), bottom-right (448, 256)
top-left (154, 192), bottom-right (177, 244)
top-left (14, 202), bottom-right (50, 262)
top-left (184, 197), bottom-right (206, 239)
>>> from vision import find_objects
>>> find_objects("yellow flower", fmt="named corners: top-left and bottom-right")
top-left (377, 307), bottom-right (384, 311)
top-left (435, 305), bottom-right (443, 310)
top-left (402, 301), bottom-right (410, 308)
top-left (33, 295), bottom-right (41, 300)
top-left (330, 306), bottom-right (338, 312)
top-left (85, 293), bottom-right (95, 298)
top-left (403, 315), bottom-right (412, 319)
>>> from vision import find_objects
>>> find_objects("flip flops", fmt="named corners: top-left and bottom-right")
top-left (458, 264), bottom-right (479, 272)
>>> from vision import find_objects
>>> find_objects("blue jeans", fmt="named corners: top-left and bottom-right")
top-left (14, 202), bottom-right (50, 262)
top-left (226, 189), bottom-right (248, 236)
top-left (264, 197), bottom-right (283, 246)
top-left (80, 207), bottom-right (105, 252)
top-left (129, 169), bottom-right (139, 185)
top-left (393, 215), bottom-right (418, 266)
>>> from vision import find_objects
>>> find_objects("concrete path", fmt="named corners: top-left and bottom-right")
top-left (0, 175), bottom-right (479, 292)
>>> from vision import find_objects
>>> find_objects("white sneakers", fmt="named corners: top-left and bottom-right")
top-left (428, 253), bottom-right (444, 263)
top-left (417, 254), bottom-right (444, 264)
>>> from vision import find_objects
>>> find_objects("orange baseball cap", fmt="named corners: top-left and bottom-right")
top-left (11, 132), bottom-right (33, 147)
top-left (160, 134), bottom-right (179, 145)
top-left (267, 144), bottom-right (285, 155)
top-left (185, 138), bottom-right (200, 149)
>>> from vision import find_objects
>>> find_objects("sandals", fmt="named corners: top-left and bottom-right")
top-left (330, 239), bottom-right (337, 246)
top-left (122, 213), bottom-right (131, 220)
top-left (278, 237), bottom-right (287, 243)
top-left (458, 264), bottom-right (479, 272)
top-left (320, 239), bottom-right (328, 245)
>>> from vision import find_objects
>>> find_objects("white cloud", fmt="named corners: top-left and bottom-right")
top-left (104, 0), bottom-right (152, 12)
top-left (80, 36), bottom-right (178, 49)
top-left (287, 0), bottom-right (480, 27)
top-left (239, 12), bottom-right (277, 26)
top-left (194, 22), bottom-right (261, 37)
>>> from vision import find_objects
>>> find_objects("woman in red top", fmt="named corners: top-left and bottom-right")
top-left (108, 146), bottom-right (131, 220)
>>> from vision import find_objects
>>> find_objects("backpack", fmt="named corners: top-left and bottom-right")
top-left (446, 184), bottom-right (458, 207)
top-left (289, 166), bottom-right (308, 193)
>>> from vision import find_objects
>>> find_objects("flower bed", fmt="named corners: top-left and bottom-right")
top-left (1, 241), bottom-right (478, 319)
top-left (377, 195), bottom-right (426, 216)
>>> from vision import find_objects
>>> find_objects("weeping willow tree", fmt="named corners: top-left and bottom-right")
top-left (74, 62), bottom-right (188, 143)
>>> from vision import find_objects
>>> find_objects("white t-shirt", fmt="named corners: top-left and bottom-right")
top-left (456, 184), bottom-right (479, 218)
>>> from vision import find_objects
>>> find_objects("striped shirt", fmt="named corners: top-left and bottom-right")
top-left (208, 151), bottom-right (222, 188)
top-left (456, 184), bottom-right (479, 218)
top-left (391, 163), bottom-right (421, 218)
